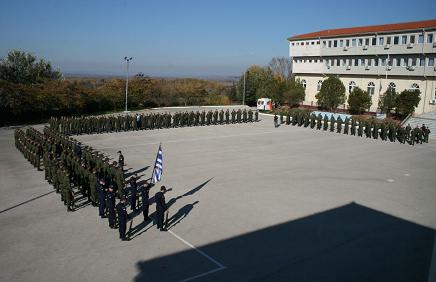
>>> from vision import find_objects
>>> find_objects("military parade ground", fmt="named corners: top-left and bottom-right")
top-left (0, 106), bottom-right (436, 281)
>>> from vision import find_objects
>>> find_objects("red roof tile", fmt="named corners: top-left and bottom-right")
top-left (288, 19), bottom-right (436, 41)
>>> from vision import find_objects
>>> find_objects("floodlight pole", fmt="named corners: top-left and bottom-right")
top-left (124, 56), bottom-right (133, 112)
top-left (243, 70), bottom-right (246, 105)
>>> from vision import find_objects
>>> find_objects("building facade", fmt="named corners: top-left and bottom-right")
top-left (288, 19), bottom-right (436, 114)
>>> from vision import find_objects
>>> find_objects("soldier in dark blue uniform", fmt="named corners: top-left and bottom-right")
top-left (129, 174), bottom-right (139, 212)
top-left (141, 181), bottom-right (151, 221)
top-left (155, 186), bottom-right (168, 231)
top-left (107, 186), bottom-right (116, 229)
top-left (116, 198), bottom-right (130, 241)
top-left (97, 178), bottom-right (107, 218)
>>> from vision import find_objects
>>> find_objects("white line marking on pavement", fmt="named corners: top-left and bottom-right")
top-left (386, 178), bottom-right (395, 183)
top-left (168, 229), bottom-right (226, 282)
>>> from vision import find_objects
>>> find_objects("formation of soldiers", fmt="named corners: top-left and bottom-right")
top-left (14, 126), bottom-right (134, 236)
top-left (277, 111), bottom-right (431, 145)
top-left (49, 108), bottom-right (259, 135)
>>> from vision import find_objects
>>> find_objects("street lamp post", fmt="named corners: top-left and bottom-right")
top-left (243, 70), bottom-right (246, 105)
top-left (124, 56), bottom-right (133, 112)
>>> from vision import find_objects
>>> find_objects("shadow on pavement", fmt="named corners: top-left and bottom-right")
top-left (133, 202), bottom-right (435, 282)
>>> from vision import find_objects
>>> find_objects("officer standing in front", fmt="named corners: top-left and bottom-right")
top-left (116, 197), bottom-right (130, 241)
top-left (118, 150), bottom-right (125, 171)
top-left (155, 186), bottom-right (168, 231)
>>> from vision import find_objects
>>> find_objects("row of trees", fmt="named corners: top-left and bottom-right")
top-left (315, 76), bottom-right (421, 117)
top-left (0, 50), bottom-right (231, 124)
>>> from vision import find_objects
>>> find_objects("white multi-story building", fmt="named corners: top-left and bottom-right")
top-left (288, 19), bottom-right (436, 114)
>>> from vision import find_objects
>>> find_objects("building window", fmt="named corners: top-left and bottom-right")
top-left (339, 40), bottom-right (344, 47)
top-left (353, 59), bottom-right (357, 66)
top-left (374, 58), bottom-right (379, 66)
top-left (372, 37), bottom-right (377, 46)
top-left (349, 81), bottom-right (356, 93)
top-left (358, 38), bottom-right (363, 46)
top-left (352, 38), bottom-right (356, 46)
top-left (309, 59), bottom-right (312, 63)
top-left (379, 37), bottom-right (384, 46)
top-left (317, 80), bottom-right (323, 91)
top-left (311, 42), bottom-right (315, 45)
top-left (387, 37), bottom-right (392, 45)
top-left (368, 58), bottom-right (372, 66)
top-left (317, 41), bottom-right (320, 45)
top-left (365, 38), bottom-right (370, 46)
top-left (381, 58), bottom-right (386, 66)
top-left (388, 82), bottom-right (396, 91)
top-left (394, 36), bottom-right (399, 45)
top-left (402, 35), bottom-right (407, 44)
top-left (410, 83), bottom-right (419, 91)
top-left (323, 41), bottom-right (326, 47)
top-left (346, 39), bottom-right (350, 47)
top-left (420, 58), bottom-right (425, 67)
top-left (358, 58), bottom-right (362, 66)
top-left (396, 58), bottom-right (401, 67)
top-left (418, 34), bottom-right (424, 44)
top-left (301, 79), bottom-right (306, 89)
top-left (334, 40), bottom-right (338, 47)
top-left (410, 35), bottom-right (415, 44)
top-left (427, 34), bottom-right (434, 43)
top-left (367, 82), bottom-right (375, 95)
top-left (401, 58), bottom-right (406, 67)
top-left (292, 43), bottom-right (294, 46)
top-left (429, 57), bottom-right (434, 67)
top-left (328, 41), bottom-right (332, 48)
top-left (392, 58), bottom-right (397, 66)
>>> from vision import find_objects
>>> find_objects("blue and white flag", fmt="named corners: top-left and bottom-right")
top-left (151, 144), bottom-right (163, 184)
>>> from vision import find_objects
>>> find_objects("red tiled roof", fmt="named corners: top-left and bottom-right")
top-left (288, 19), bottom-right (436, 41)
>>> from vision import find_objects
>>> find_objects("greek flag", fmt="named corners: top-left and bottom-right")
top-left (151, 144), bottom-right (163, 184)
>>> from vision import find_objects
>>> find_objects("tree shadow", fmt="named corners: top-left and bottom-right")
top-left (133, 202), bottom-right (435, 282)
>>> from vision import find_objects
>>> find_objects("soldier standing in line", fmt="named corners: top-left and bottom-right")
top-left (415, 125), bottom-right (423, 144)
top-left (380, 123), bottom-right (387, 141)
top-left (336, 116), bottom-right (343, 133)
top-left (231, 109), bottom-right (236, 123)
top-left (116, 198), bottom-right (130, 241)
top-left (287, 113), bottom-right (291, 125)
top-left (141, 181), bottom-right (151, 221)
top-left (373, 122), bottom-right (379, 140)
top-left (365, 120), bottom-right (371, 138)
top-left (357, 119), bottom-right (364, 137)
top-left (89, 170), bottom-right (98, 206)
top-left (405, 124), bottom-right (411, 143)
top-left (254, 110), bottom-right (259, 122)
top-left (344, 117), bottom-right (350, 135)
top-left (329, 116), bottom-right (335, 132)
top-left (248, 109), bottom-right (253, 122)
top-left (219, 109), bottom-right (224, 124)
top-left (350, 118), bottom-right (356, 136)
top-left (118, 151), bottom-right (125, 172)
top-left (274, 114), bottom-right (278, 128)
top-left (107, 186), bottom-right (116, 229)
top-left (97, 178), bottom-right (107, 218)
top-left (316, 114), bottom-right (322, 130)
top-left (323, 115), bottom-right (329, 131)
top-left (410, 126), bottom-right (416, 145)
top-left (225, 109), bottom-right (230, 124)
top-left (129, 174), bottom-right (139, 212)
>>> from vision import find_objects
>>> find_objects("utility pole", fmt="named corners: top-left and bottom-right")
top-left (124, 56), bottom-right (133, 112)
top-left (243, 70), bottom-right (246, 105)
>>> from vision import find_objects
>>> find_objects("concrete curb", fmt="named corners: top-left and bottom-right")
top-left (151, 105), bottom-right (250, 110)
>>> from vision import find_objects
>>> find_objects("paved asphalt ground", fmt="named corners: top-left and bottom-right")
top-left (1, 107), bottom-right (436, 282)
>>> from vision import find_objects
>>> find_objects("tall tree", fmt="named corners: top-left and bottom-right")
top-left (315, 76), bottom-right (346, 111)
top-left (395, 89), bottom-right (421, 117)
top-left (269, 57), bottom-right (292, 81)
top-left (0, 50), bottom-right (61, 84)
top-left (378, 86), bottom-right (397, 116)
top-left (347, 87), bottom-right (372, 114)
top-left (282, 78), bottom-right (305, 106)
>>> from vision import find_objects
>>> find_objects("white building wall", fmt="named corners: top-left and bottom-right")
top-left (296, 75), bottom-right (436, 114)
top-left (290, 28), bottom-right (436, 114)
